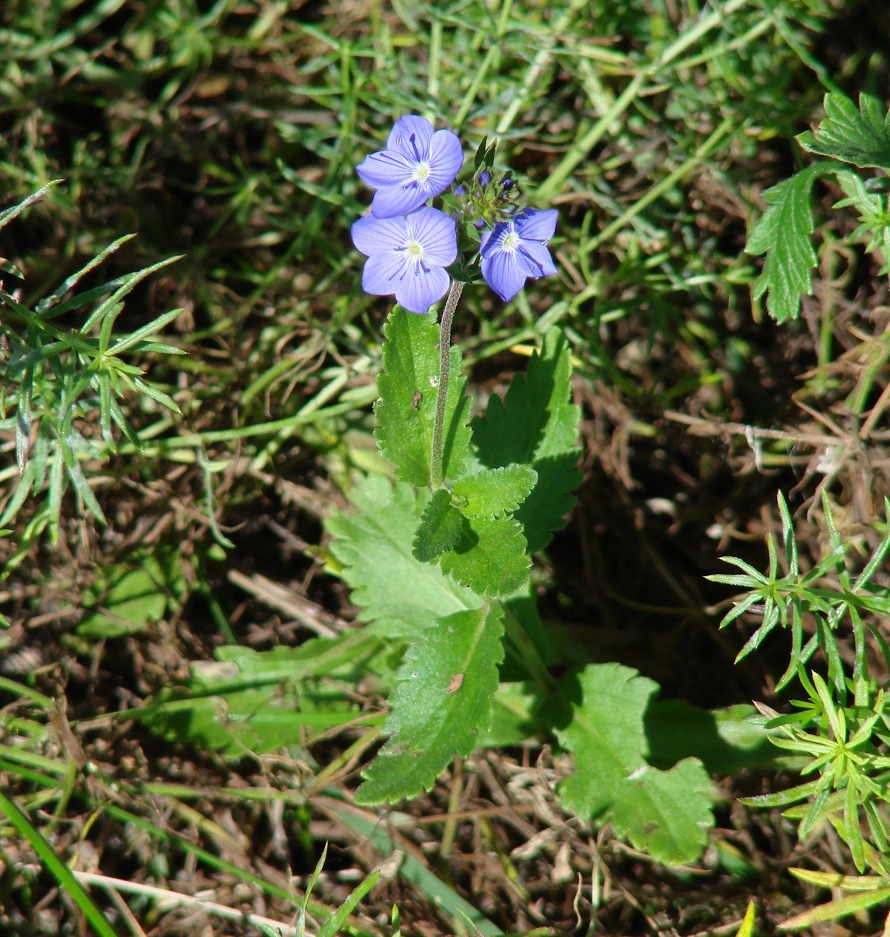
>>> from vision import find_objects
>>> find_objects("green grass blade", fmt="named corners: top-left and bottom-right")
top-left (0, 789), bottom-right (118, 937)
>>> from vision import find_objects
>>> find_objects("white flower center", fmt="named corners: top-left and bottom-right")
top-left (413, 161), bottom-right (431, 185)
top-left (501, 229), bottom-right (520, 253)
top-left (405, 238), bottom-right (425, 261)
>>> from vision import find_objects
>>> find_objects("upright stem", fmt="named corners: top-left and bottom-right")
top-left (430, 279), bottom-right (464, 489)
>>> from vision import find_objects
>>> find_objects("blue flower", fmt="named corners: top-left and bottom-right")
top-left (480, 208), bottom-right (558, 302)
top-left (351, 207), bottom-right (457, 314)
top-left (356, 115), bottom-right (464, 219)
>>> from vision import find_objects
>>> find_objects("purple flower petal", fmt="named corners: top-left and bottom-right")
top-left (517, 241), bottom-right (557, 278)
top-left (395, 263), bottom-right (450, 314)
top-left (362, 250), bottom-right (409, 295)
top-left (407, 209), bottom-right (457, 266)
top-left (515, 208), bottom-right (558, 242)
top-left (356, 150), bottom-right (413, 189)
top-left (371, 182), bottom-right (429, 218)
top-left (481, 249), bottom-right (526, 302)
top-left (351, 214), bottom-right (407, 254)
top-left (427, 129), bottom-right (464, 189)
top-left (387, 115), bottom-right (434, 161)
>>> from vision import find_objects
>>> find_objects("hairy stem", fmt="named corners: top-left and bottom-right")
top-left (430, 279), bottom-right (464, 489)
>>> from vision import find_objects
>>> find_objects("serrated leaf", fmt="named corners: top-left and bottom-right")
top-left (555, 663), bottom-right (713, 864)
top-left (375, 308), bottom-right (471, 486)
top-left (440, 516), bottom-right (531, 597)
top-left (472, 330), bottom-right (581, 553)
top-left (326, 474), bottom-right (483, 637)
top-left (413, 489), bottom-right (469, 562)
top-left (452, 465), bottom-right (537, 519)
top-left (355, 603), bottom-right (505, 804)
top-left (746, 162), bottom-right (834, 323)
top-left (797, 92), bottom-right (890, 171)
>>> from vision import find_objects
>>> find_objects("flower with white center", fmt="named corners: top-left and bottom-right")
top-left (351, 206), bottom-right (458, 314)
top-left (479, 208), bottom-right (558, 302)
top-left (356, 115), bottom-right (464, 219)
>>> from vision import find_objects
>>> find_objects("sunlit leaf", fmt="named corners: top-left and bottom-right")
top-left (356, 603), bottom-right (504, 804)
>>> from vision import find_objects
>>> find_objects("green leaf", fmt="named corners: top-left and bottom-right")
top-left (0, 790), bottom-right (119, 937)
top-left (735, 902), bottom-right (756, 937)
top-left (480, 681), bottom-right (543, 746)
top-left (355, 603), bottom-right (505, 804)
top-left (472, 329), bottom-right (581, 553)
top-left (555, 663), bottom-right (713, 864)
top-left (834, 170), bottom-right (890, 274)
top-left (413, 489), bottom-right (470, 562)
top-left (645, 701), bottom-right (793, 774)
top-left (375, 308), bottom-right (472, 486)
top-left (77, 549), bottom-right (184, 639)
top-left (452, 465), bottom-right (537, 519)
top-left (746, 162), bottom-right (834, 323)
top-left (0, 181), bottom-right (62, 233)
top-left (326, 474), bottom-right (483, 637)
top-left (138, 632), bottom-right (380, 756)
top-left (797, 92), bottom-right (890, 171)
top-left (440, 516), bottom-right (531, 598)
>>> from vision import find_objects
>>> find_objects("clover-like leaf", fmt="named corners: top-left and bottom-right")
top-left (375, 307), bottom-right (471, 486)
top-left (356, 603), bottom-right (505, 804)
top-left (797, 93), bottom-right (890, 171)
top-left (555, 663), bottom-right (714, 865)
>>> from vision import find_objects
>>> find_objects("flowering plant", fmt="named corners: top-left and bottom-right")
top-left (351, 114), bottom-right (558, 314)
top-left (322, 115), bottom-right (757, 865)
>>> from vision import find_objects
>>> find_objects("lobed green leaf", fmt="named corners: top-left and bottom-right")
top-left (326, 474), bottom-right (483, 637)
top-left (745, 162), bottom-right (834, 323)
top-left (452, 464), bottom-right (537, 520)
top-left (439, 516), bottom-right (531, 598)
top-left (555, 663), bottom-right (713, 864)
top-left (797, 92), bottom-right (890, 171)
top-left (412, 489), bottom-right (469, 562)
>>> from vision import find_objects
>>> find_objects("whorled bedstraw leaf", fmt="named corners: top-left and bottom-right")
top-left (375, 307), bottom-right (471, 487)
top-left (797, 92), bottom-right (890, 171)
top-left (452, 464), bottom-right (537, 520)
top-left (355, 603), bottom-right (505, 805)
top-left (439, 516), bottom-right (531, 598)
top-left (554, 663), bottom-right (713, 865)
top-left (745, 162), bottom-right (834, 323)
top-left (413, 489), bottom-right (470, 562)
top-left (325, 474), bottom-right (483, 638)
top-left (471, 329), bottom-right (581, 554)
top-left (834, 170), bottom-right (890, 275)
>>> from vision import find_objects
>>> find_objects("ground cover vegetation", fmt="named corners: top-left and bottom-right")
top-left (2, 0), bottom-right (890, 934)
